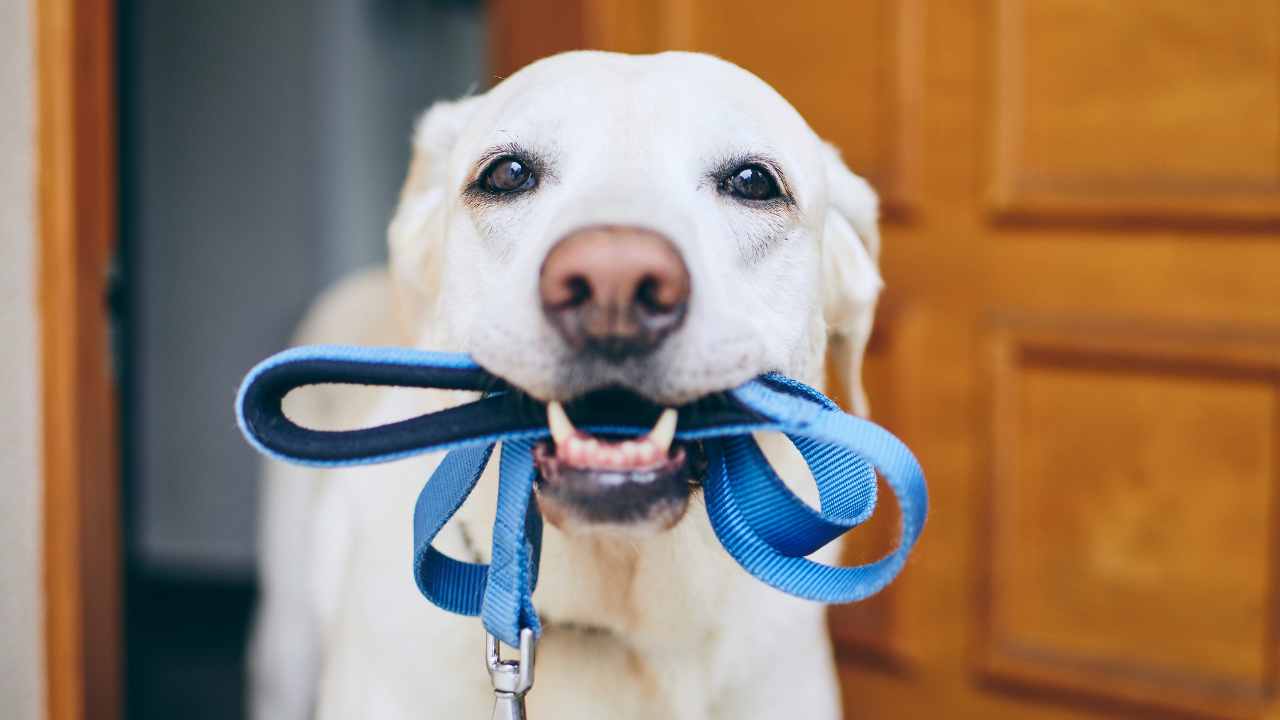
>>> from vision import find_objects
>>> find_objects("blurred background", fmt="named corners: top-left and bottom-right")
top-left (6, 1), bottom-right (1280, 719)
top-left (117, 2), bottom-right (483, 717)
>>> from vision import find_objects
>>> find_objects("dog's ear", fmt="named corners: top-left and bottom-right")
top-left (819, 143), bottom-right (883, 417)
top-left (388, 96), bottom-right (482, 342)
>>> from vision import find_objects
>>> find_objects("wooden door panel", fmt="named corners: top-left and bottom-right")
top-left (670, 0), bottom-right (922, 210)
top-left (985, 321), bottom-right (1280, 718)
top-left (991, 0), bottom-right (1280, 219)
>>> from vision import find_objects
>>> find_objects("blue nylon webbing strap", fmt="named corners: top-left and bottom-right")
top-left (236, 344), bottom-right (928, 648)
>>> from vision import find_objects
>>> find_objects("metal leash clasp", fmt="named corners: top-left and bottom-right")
top-left (486, 628), bottom-right (536, 720)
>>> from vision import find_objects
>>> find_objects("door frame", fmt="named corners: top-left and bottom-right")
top-left (36, 0), bottom-right (122, 718)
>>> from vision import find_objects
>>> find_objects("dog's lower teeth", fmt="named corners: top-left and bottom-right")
top-left (545, 402), bottom-right (678, 470)
top-left (556, 433), bottom-right (668, 471)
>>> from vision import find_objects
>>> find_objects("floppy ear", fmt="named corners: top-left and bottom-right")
top-left (819, 143), bottom-right (883, 417)
top-left (388, 96), bottom-right (482, 342)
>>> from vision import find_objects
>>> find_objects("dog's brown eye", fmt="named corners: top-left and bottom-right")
top-left (723, 164), bottom-right (780, 201)
top-left (482, 157), bottom-right (536, 194)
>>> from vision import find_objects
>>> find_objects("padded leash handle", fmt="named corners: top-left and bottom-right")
top-left (236, 345), bottom-right (537, 466)
top-left (236, 345), bottom-right (771, 466)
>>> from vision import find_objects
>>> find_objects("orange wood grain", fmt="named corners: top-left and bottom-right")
top-left (990, 0), bottom-right (1280, 222)
top-left (983, 318), bottom-right (1280, 718)
top-left (36, 0), bottom-right (121, 718)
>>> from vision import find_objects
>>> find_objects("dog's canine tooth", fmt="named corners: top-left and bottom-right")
top-left (547, 401), bottom-right (575, 447)
top-left (648, 409), bottom-right (677, 455)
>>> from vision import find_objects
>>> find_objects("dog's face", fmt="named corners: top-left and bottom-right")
top-left (391, 51), bottom-right (881, 532)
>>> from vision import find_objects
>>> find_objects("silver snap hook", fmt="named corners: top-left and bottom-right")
top-left (486, 628), bottom-right (535, 719)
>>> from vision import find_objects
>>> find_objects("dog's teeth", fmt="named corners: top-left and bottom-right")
top-left (549, 405), bottom-right (678, 470)
top-left (619, 441), bottom-right (641, 465)
top-left (640, 443), bottom-right (660, 466)
top-left (602, 447), bottom-right (624, 469)
top-left (648, 409), bottom-right (677, 455)
top-left (547, 401), bottom-right (575, 446)
top-left (564, 435), bottom-right (585, 465)
top-left (586, 439), bottom-right (605, 467)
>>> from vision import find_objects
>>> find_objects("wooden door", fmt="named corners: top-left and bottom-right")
top-left (490, 2), bottom-right (1280, 718)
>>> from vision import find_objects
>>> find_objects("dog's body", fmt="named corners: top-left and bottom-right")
top-left (251, 52), bottom-right (882, 719)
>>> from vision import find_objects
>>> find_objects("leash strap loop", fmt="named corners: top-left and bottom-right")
top-left (237, 345), bottom-right (928, 648)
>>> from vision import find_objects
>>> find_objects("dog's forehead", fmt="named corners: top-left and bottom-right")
top-left (467, 51), bottom-right (818, 159)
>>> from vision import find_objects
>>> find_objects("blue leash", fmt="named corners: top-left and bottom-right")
top-left (236, 344), bottom-right (928, 649)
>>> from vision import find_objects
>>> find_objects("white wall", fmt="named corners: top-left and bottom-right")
top-left (0, 0), bottom-right (45, 717)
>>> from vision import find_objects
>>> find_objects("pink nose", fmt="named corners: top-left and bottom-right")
top-left (539, 226), bottom-right (690, 360)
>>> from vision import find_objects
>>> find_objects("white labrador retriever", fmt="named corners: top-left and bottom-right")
top-left (251, 51), bottom-right (882, 719)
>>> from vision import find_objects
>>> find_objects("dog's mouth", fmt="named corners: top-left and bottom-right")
top-left (532, 390), bottom-right (706, 533)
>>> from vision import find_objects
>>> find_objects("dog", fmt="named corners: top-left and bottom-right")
top-left (250, 50), bottom-right (882, 719)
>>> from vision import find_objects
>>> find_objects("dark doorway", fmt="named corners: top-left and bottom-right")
top-left (116, 2), bottom-right (485, 716)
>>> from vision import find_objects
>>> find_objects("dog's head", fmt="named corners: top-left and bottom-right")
top-left (390, 51), bottom-right (880, 533)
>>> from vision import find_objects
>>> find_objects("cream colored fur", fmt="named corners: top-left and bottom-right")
top-left (252, 51), bottom-right (881, 719)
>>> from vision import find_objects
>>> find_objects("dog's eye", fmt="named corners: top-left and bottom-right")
top-left (481, 156), bottom-right (537, 194)
top-left (721, 164), bottom-right (781, 202)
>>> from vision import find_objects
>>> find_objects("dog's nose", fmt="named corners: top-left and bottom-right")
top-left (540, 226), bottom-right (690, 360)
